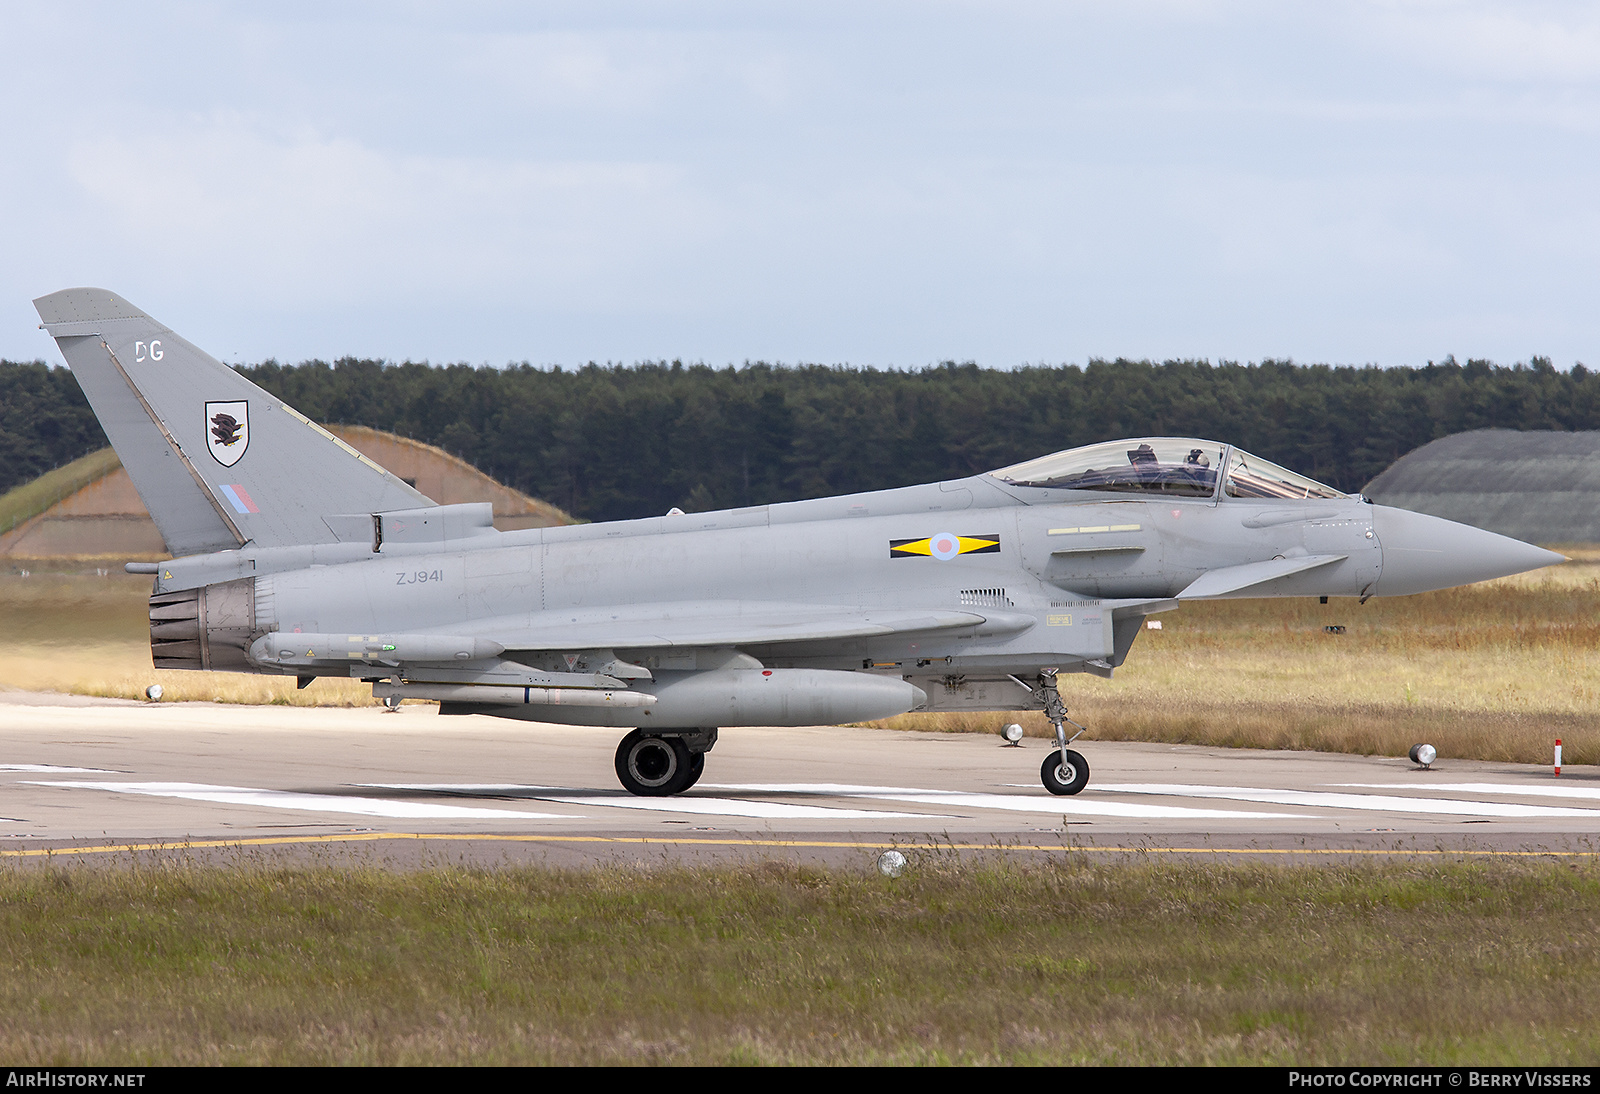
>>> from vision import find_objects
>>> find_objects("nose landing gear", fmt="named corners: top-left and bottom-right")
top-left (1034, 669), bottom-right (1090, 796)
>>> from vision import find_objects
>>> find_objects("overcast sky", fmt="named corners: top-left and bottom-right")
top-left (2, 2), bottom-right (1597, 369)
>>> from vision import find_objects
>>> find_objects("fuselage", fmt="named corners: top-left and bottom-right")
top-left (140, 435), bottom-right (1561, 733)
top-left (257, 474), bottom-right (1375, 663)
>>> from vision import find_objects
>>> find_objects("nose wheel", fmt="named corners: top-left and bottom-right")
top-left (1042, 748), bottom-right (1089, 796)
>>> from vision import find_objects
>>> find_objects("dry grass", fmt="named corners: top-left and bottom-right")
top-left (0, 566), bottom-right (376, 707)
top-left (5, 555), bottom-right (1598, 758)
top-left (2, 856), bottom-right (1599, 1065)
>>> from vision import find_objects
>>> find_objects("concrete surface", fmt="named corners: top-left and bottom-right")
top-left (2, 691), bottom-right (1595, 867)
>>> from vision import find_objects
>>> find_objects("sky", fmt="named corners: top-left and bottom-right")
top-left (2, 1), bottom-right (1597, 369)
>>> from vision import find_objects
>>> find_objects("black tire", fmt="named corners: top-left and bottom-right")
top-left (1041, 748), bottom-right (1090, 796)
top-left (615, 730), bottom-right (694, 796)
top-left (680, 752), bottom-right (706, 791)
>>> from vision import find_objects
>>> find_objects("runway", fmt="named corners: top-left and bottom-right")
top-left (3, 690), bottom-right (1596, 866)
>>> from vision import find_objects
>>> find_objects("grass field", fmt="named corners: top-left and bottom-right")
top-left (2, 553), bottom-right (1597, 761)
top-left (2, 856), bottom-right (1598, 1065)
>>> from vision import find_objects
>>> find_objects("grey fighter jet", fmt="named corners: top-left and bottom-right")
top-left (34, 288), bottom-right (1564, 797)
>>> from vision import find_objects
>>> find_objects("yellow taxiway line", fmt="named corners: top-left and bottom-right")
top-left (0, 833), bottom-right (1597, 857)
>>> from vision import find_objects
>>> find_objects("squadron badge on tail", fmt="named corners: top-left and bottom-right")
top-left (205, 400), bottom-right (249, 466)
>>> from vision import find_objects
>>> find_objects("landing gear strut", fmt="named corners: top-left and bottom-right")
top-left (1036, 669), bottom-right (1090, 796)
top-left (613, 727), bottom-right (717, 797)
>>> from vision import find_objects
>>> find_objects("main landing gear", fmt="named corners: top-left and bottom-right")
top-left (1035, 669), bottom-right (1090, 796)
top-left (614, 727), bottom-right (718, 796)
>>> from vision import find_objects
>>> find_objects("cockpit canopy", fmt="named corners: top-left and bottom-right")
top-left (988, 437), bottom-right (1346, 500)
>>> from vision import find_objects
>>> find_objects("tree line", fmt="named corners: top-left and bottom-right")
top-left (2, 355), bottom-right (1593, 523)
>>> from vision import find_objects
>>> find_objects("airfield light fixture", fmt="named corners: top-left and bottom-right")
top-left (1001, 723), bottom-right (1025, 746)
top-left (144, 684), bottom-right (163, 702)
top-left (878, 850), bottom-right (907, 878)
top-left (1408, 743), bottom-right (1436, 769)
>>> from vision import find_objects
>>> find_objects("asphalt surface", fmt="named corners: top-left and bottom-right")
top-left (3, 690), bottom-right (1596, 867)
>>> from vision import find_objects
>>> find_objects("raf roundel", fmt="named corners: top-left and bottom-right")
top-left (888, 533), bottom-right (1002, 559)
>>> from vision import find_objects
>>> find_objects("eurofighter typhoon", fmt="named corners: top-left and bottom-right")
top-left (34, 289), bottom-right (1563, 796)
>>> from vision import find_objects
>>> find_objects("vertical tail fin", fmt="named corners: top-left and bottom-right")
top-left (34, 288), bottom-right (429, 555)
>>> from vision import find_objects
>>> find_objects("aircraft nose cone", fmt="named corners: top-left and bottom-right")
top-left (1372, 506), bottom-right (1565, 596)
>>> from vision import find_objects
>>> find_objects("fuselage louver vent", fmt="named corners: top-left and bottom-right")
top-left (958, 588), bottom-right (1013, 608)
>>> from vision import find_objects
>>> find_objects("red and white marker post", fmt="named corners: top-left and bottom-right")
top-left (1555, 738), bottom-right (1562, 777)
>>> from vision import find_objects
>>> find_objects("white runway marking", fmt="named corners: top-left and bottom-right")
top-left (1341, 783), bottom-right (1600, 802)
top-left (40, 776), bottom-right (1592, 827)
top-left (704, 783), bottom-right (1308, 820)
top-left (0, 764), bottom-right (116, 773)
top-left (361, 783), bottom-right (938, 821)
top-left (28, 782), bottom-right (573, 821)
top-left (1094, 783), bottom-right (1600, 819)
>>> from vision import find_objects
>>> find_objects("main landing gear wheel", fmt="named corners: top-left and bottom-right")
top-left (615, 730), bottom-right (694, 796)
top-left (681, 752), bottom-right (706, 791)
top-left (1041, 749), bottom-right (1089, 796)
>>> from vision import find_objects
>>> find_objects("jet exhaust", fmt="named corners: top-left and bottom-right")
top-left (148, 580), bottom-right (255, 672)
